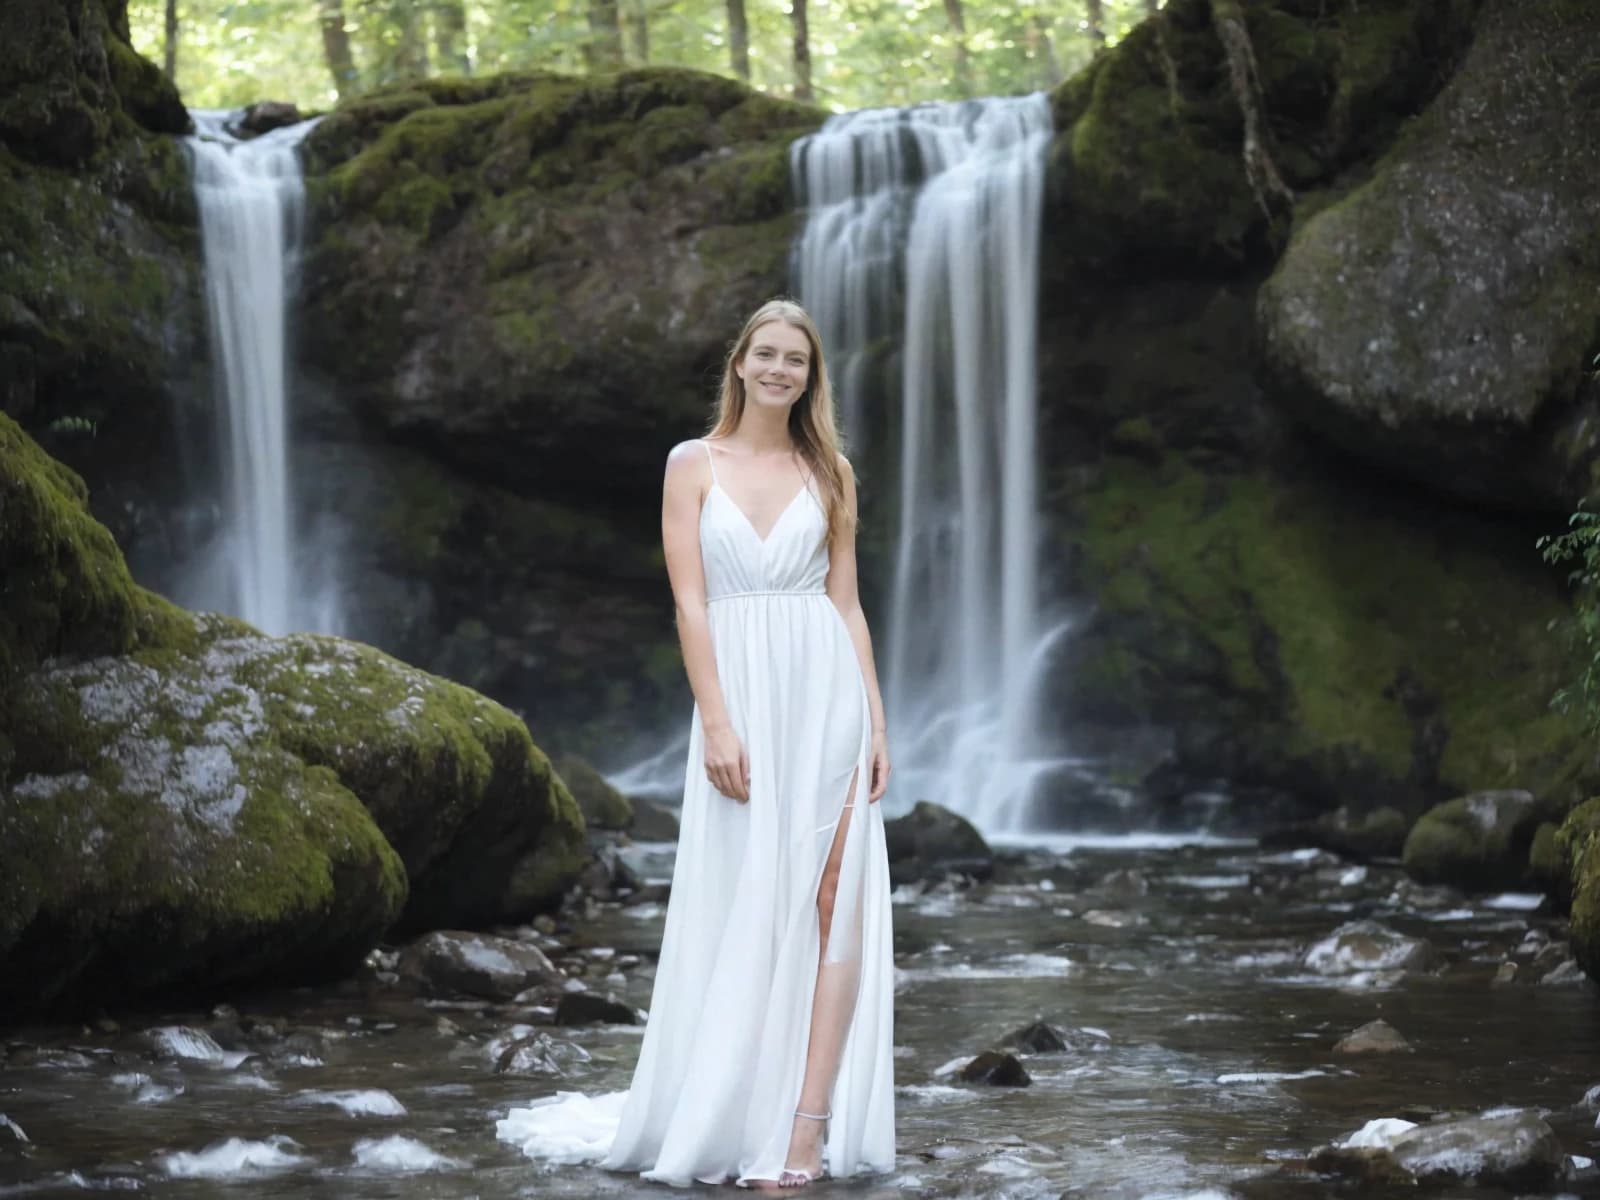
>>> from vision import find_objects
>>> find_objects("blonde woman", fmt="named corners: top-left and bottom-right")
top-left (499, 298), bottom-right (897, 1188)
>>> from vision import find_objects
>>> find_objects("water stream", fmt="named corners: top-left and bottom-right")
top-left (792, 97), bottom-right (1061, 834)
top-left (182, 111), bottom-right (342, 637)
top-left (3, 839), bottom-right (1595, 1197)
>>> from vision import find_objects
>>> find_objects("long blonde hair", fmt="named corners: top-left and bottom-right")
top-left (707, 298), bottom-right (854, 545)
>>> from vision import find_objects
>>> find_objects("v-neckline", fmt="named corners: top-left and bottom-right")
top-left (710, 481), bottom-right (813, 545)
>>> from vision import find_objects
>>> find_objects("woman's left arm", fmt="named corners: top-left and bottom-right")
top-left (825, 455), bottom-right (891, 803)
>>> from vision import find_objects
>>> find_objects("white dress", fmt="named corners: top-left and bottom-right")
top-left (497, 443), bottom-right (897, 1186)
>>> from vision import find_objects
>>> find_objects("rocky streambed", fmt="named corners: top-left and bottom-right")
top-left (1, 833), bottom-right (1597, 1198)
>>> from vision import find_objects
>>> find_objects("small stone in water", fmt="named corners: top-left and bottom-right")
top-left (1334, 1019), bottom-right (1412, 1054)
top-left (957, 1051), bottom-right (1031, 1087)
top-left (1006, 1021), bottom-right (1068, 1054)
top-left (1493, 961), bottom-right (1518, 985)
top-left (554, 991), bottom-right (642, 1026)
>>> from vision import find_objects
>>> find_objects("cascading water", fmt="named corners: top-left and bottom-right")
top-left (792, 96), bottom-right (1066, 833)
top-left (183, 111), bottom-right (341, 637)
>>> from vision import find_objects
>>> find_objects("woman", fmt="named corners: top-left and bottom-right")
top-left (498, 298), bottom-right (897, 1188)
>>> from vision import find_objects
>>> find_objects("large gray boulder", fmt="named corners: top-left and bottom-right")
top-left (1258, 0), bottom-right (1600, 510)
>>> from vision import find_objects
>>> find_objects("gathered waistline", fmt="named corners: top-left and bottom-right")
top-left (707, 589), bottom-right (827, 604)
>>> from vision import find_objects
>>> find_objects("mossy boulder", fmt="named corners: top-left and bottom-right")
top-left (1051, 450), bottom-right (1594, 814)
top-left (556, 756), bottom-right (633, 832)
top-left (0, 0), bottom-right (189, 167)
top-left (1528, 820), bottom-right (1566, 907)
top-left (1258, 0), bottom-right (1600, 510)
top-left (298, 67), bottom-right (823, 501)
top-left (1401, 790), bottom-right (1558, 891)
top-left (1557, 798), bottom-right (1600, 983)
top-left (1045, 0), bottom-right (1479, 270)
top-left (0, 415), bottom-right (588, 1016)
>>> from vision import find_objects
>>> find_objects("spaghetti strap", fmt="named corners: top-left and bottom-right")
top-left (701, 439), bottom-right (719, 485)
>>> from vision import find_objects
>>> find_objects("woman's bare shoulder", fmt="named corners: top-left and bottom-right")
top-left (665, 439), bottom-right (711, 480)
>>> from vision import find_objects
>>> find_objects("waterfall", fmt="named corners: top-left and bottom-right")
top-left (792, 96), bottom-right (1064, 833)
top-left (183, 110), bottom-right (340, 637)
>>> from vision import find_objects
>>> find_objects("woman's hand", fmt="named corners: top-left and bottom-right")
top-left (704, 722), bottom-right (750, 803)
top-left (868, 730), bottom-right (891, 803)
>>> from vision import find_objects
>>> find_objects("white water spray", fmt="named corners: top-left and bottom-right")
top-left (185, 110), bottom-right (340, 636)
top-left (792, 96), bottom-right (1063, 832)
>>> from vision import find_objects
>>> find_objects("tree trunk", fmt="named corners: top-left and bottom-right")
top-left (392, 1), bottom-right (428, 80)
top-left (1084, 0), bottom-right (1106, 52)
top-left (318, 0), bottom-right (358, 99)
top-left (1145, 0), bottom-right (1160, 13)
top-left (586, 0), bottom-right (624, 71)
top-left (432, 0), bottom-right (469, 74)
top-left (163, 0), bottom-right (178, 81)
top-left (790, 0), bottom-right (812, 102)
top-left (727, 0), bottom-right (750, 82)
top-left (1027, 15), bottom-right (1062, 88)
top-left (943, 0), bottom-right (973, 97)
top-left (622, 0), bottom-right (650, 63)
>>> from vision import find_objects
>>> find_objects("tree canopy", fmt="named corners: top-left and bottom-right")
top-left (129, 0), bottom-right (1161, 112)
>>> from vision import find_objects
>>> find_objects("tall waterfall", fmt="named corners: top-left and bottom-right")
top-left (184, 111), bottom-right (340, 637)
top-left (792, 96), bottom-right (1059, 833)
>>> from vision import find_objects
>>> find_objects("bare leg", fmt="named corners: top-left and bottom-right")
top-left (781, 768), bottom-right (861, 1185)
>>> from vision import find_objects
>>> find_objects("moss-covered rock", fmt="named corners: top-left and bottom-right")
top-left (1045, 0), bottom-right (1479, 270)
top-left (298, 67), bottom-right (823, 501)
top-left (1528, 820), bottom-right (1566, 907)
top-left (0, 0), bottom-right (188, 167)
top-left (557, 756), bottom-right (633, 832)
top-left (1257, 0), bottom-right (1600, 510)
top-left (1050, 449), bottom-right (1594, 813)
top-left (0, 415), bottom-right (587, 1016)
top-left (1401, 790), bottom-right (1558, 891)
top-left (1559, 798), bottom-right (1600, 984)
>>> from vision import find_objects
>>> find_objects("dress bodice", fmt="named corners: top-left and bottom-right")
top-left (698, 446), bottom-right (831, 602)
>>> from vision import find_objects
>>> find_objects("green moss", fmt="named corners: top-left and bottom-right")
top-left (1560, 798), bottom-right (1600, 983)
top-left (1401, 792), bottom-right (1553, 890)
top-left (555, 755), bottom-right (630, 831)
top-left (1068, 453), bottom-right (1585, 802)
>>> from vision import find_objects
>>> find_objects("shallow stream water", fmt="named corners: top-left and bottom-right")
top-left (3, 835), bottom-right (1597, 1198)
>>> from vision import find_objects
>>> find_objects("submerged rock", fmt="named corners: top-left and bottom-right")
top-left (1313, 1110), bottom-right (1564, 1189)
top-left (1304, 921), bottom-right (1436, 977)
top-left (883, 801), bottom-right (995, 886)
top-left (1005, 1021), bottom-right (1069, 1054)
top-left (399, 931), bottom-right (562, 1000)
top-left (1402, 790), bottom-right (1554, 892)
top-left (554, 991), bottom-right (642, 1026)
top-left (1333, 1019), bottom-right (1411, 1055)
top-left (957, 1051), bottom-right (1031, 1087)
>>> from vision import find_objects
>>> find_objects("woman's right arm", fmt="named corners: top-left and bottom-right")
top-left (662, 442), bottom-right (749, 802)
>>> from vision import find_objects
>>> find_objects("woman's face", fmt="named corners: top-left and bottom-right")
top-left (736, 320), bottom-right (812, 414)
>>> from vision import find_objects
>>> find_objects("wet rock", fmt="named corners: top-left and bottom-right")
top-left (957, 1051), bottom-right (1030, 1087)
top-left (1006, 1021), bottom-right (1068, 1054)
top-left (884, 802), bottom-right (995, 886)
top-left (399, 931), bottom-right (562, 1001)
top-left (493, 1030), bottom-right (590, 1076)
top-left (1093, 868), bottom-right (1149, 900)
top-left (557, 756), bottom-right (633, 832)
top-left (1260, 806), bottom-right (1409, 862)
top-left (1402, 790), bottom-right (1553, 892)
top-left (1304, 921), bottom-right (1436, 977)
top-left (1081, 909), bottom-right (1147, 928)
top-left (630, 798), bottom-right (681, 842)
top-left (1314, 1110), bottom-right (1564, 1190)
top-left (575, 846), bottom-right (642, 899)
top-left (234, 101), bottom-right (303, 137)
top-left (554, 991), bottom-right (642, 1026)
top-left (0, 1113), bottom-right (29, 1145)
top-left (1333, 1019), bottom-right (1411, 1054)
top-left (1492, 961), bottom-right (1518, 986)
top-left (145, 1026), bottom-right (239, 1065)
top-left (1540, 959), bottom-right (1590, 988)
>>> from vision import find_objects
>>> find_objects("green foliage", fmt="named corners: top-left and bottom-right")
top-left (129, 0), bottom-right (1159, 112)
top-left (1537, 505), bottom-right (1600, 732)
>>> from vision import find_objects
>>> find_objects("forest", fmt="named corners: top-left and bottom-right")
top-left (129, 0), bottom-right (1160, 110)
